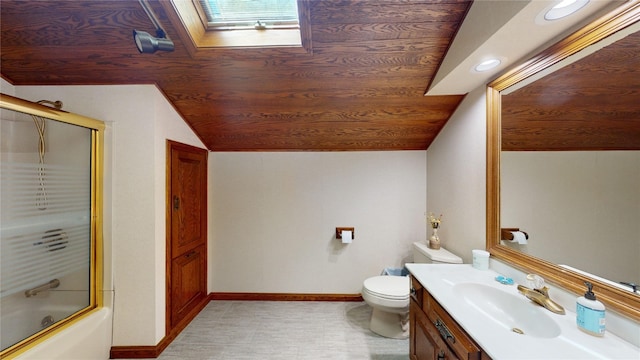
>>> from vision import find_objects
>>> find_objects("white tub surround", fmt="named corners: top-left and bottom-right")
top-left (406, 264), bottom-right (640, 359)
top-left (15, 307), bottom-right (112, 360)
top-left (0, 286), bottom-right (88, 351)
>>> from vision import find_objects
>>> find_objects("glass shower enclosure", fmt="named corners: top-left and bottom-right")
top-left (0, 93), bottom-right (104, 357)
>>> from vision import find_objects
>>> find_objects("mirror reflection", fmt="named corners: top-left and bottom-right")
top-left (500, 22), bottom-right (639, 293)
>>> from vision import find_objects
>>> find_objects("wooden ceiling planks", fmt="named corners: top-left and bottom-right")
top-left (1, 0), bottom-right (472, 151)
top-left (502, 30), bottom-right (640, 151)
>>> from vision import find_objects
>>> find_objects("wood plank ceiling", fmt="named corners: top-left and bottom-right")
top-left (501, 29), bottom-right (640, 151)
top-left (0, 0), bottom-right (472, 151)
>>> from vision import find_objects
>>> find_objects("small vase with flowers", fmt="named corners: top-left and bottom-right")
top-left (427, 212), bottom-right (442, 250)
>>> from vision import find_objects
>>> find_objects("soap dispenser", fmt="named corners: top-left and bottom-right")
top-left (576, 281), bottom-right (605, 336)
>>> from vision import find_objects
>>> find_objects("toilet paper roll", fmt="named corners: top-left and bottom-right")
top-left (510, 231), bottom-right (528, 244)
top-left (341, 230), bottom-right (352, 244)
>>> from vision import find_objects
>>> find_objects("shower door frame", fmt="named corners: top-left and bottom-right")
top-left (0, 93), bottom-right (105, 358)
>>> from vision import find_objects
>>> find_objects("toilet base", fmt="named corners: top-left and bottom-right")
top-left (369, 307), bottom-right (409, 339)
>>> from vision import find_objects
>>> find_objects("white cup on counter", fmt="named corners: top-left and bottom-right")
top-left (472, 249), bottom-right (490, 270)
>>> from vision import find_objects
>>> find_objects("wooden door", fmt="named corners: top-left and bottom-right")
top-left (166, 140), bottom-right (208, 333)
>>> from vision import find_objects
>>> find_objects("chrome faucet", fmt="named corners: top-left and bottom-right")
top-left (517, 274), bottom-right (565, 315)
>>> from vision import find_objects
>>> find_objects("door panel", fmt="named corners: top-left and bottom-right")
top-left (171, 245), bottom-right (206, 326)
top-left (171, 149), bottom-right (206, 257)
top-left (167, 141), bottom-right (208, 332)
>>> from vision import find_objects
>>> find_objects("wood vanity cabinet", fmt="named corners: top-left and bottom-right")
top-left (410, 276), bottom-right (491, 360)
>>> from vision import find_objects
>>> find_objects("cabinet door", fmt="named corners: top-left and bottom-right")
top-left (411, 301), bottom-right (444, 360)
top-left (170, 245), bottom-right (207, 327)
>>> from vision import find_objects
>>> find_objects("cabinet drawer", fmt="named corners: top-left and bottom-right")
top-left (421, 311), bottom-right (459, 360)
top-left (424, 292), bottom-right (482, 360)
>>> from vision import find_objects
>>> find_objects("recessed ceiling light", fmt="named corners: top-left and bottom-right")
top-left (474, 59), bottom-right (501, 72)
top-left (544, 0), bottom-right (589, 21)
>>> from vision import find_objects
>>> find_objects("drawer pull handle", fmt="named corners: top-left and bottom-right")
top-left (437, 350), bottom-right (446, 360)
top-left (184, 250), bottom-right (196, 258)
top-left (435, 319), bottom-right (456, 344)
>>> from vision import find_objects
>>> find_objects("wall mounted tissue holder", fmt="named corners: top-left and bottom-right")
top-left (336, 227), bottom-right (355, 240)
top-left (501, 228), bottom-right (529, 241)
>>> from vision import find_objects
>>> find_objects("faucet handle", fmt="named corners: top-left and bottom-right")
top-left (536, 286), bottom-right (550, 297)
top-left (526, 274), bottom-right (545, 289)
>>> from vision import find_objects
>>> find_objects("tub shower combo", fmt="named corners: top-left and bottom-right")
top-left (0, 94), bottom-right (104, 357)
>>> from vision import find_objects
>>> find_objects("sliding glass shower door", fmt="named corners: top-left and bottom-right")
top-left (0, 94), bottom-right (104, 357)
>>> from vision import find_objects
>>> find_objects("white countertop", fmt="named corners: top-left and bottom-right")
top-left (406, 263), bottom-right (640, 360)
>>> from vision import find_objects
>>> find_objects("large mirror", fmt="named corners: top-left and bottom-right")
top-left (487, 2), bottom-right (639, 321)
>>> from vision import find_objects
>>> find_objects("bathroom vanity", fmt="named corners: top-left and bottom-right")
top-left (410, 274), bottom-right (488, 360)
top-left (406, 264), bottom-right (640, 360)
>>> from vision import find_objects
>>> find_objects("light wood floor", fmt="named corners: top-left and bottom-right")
top-left (139, 300), bottom-right (409, 359)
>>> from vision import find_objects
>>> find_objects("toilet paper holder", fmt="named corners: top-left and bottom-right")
top-left (501, 228), bottom-right (529, 241)
top-left (336, 227), bottom-right (355, 240)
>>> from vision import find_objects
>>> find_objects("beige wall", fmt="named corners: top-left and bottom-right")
top-left (8, 84), bottom-right (205, 346)
top-left (426, 87), bottom-right (488, 263)
top-left (501, 151), bottom-right (640, 284)
top-left (209, 151), bottom-right (427, 293)
top-left (2, 80), bottom-right (485, 349)
top-left (1, 78), bottom-right (15, 95)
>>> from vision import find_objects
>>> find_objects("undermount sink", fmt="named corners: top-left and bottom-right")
top-left (453, 283), bottom-right (561, 338)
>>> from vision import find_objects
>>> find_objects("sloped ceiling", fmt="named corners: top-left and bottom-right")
top-left (2, 0), bottom-right (628, 151)
top-left (0, 0), bottom-right (472, 151)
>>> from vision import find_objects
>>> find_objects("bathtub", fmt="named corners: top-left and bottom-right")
top-left (0, 289), bottom-right (112, 360)
top-left (15, 307), bottom-right (112, 360)
top-left (1, 303), bottom-right (81, 351)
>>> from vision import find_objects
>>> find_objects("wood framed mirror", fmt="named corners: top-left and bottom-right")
top-left (486, 2), bottom-right (639, 321)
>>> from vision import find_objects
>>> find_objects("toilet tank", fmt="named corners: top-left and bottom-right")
top-left (412, 242), bottom-right (462, 264)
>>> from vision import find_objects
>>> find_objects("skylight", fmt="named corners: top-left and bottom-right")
top-left (169, 0), bottom-right (308, 50)
top-left (198, 0), bottom-right (299, 30)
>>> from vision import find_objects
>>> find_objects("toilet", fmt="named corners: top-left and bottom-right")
top-left (361, 242), bottom-right (462, 339)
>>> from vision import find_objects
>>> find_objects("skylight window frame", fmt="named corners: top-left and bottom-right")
top-left (164, 0), bottom-right (312, 53)
top-left (198, 0), bottom-right (300, 31)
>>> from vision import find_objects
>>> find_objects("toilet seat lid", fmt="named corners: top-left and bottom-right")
top-left (363, 276), bottom-right (409, 300)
